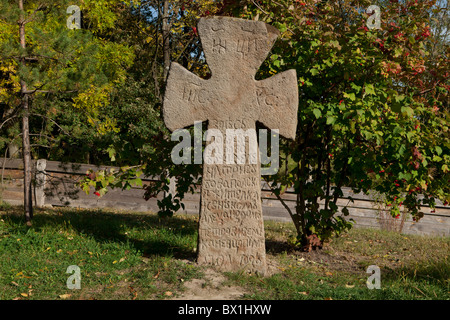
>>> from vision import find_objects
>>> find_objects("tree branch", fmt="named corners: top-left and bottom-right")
top-left (414, 76), bottom-right (449, 96)
top-left (23, 89), bottom-right (78, 95)
top-left (263, 177), bottom-right (298, 227)
top-left (0, 116), bottom-right (19, 131)
top-left (29, 113), bottom-right (72, 137)
top-left (252, 0), bottom-right (269, 14)
top-left (22, 3), bottom-right (45, 25)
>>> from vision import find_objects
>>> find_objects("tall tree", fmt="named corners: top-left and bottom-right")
top-left (0, 0), bottom-right (135, 224)
top-left (18, 0), bottom-right (32, 223)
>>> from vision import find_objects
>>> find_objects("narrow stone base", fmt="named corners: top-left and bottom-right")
top-left (196, 162), bottom-right (267, 275)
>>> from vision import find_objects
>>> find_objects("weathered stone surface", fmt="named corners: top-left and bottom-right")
top-left (163, 16), bottom-right (298, 274)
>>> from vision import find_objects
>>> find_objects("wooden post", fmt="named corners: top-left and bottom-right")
top-left (34, 159), bottom-right (47, 207)
top-left (164, 176), bottom-right (177, 203)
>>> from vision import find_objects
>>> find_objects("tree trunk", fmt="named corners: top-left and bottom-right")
top-left (19, 0), bottom-right (33, 225)
top-left (162, 0), bottom-right (170, 80)
top-left (21, 93), bottom-right (33, 224)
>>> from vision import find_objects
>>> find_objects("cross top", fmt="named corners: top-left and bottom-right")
top-left (198, 16), bottom-right (279, 77)
top-left (164, 16), bottom-right (298, 139)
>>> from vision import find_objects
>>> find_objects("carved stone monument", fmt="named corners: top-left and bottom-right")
top-left (163, 16), bottom-right (298, 274)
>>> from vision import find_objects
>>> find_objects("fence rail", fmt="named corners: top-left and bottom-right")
top-left (1, 158), bottom-right (449, 237)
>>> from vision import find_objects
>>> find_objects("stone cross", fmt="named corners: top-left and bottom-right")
top-left (163, 16), bottom-right (298, 275)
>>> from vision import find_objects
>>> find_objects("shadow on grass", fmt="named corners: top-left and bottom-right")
top-left (265, 239), bottom-right (298, 255)
top-left (381, 258), bottom-right (450, 288)
top-left (265, 236), bottom-right (450, 287)
top-left (2, 205), bottom-right (449, 287)
top-left (1, 206), bottom-right (198, 261)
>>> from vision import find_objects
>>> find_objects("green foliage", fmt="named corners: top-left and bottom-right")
top-left (79, 0), bottom-right (215, 217)
top-left (229, 0), bottom-right (449, 246)
top-left (0, 0), bottom-right (136, 163)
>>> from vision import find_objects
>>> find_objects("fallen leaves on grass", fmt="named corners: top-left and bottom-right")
top-left (19, 285), bottom-right (33, 298)
top-left (15, 271), bottom-right (32, 279)
top-left (113, 257), bottom-right (126, 264)
top-left (129, 286), bottom-right (138, 300)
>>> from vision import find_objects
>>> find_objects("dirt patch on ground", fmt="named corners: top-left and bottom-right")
top-left (265, 238), bottom-right (367, 275)
top-left (293, 249), bottom-right (365, 275)
top-left (173, 257), bottom-right (281, 300)
top-left (173, 267), bottom-right (245, 300)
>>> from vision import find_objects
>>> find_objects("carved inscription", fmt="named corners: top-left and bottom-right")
top-left (197, 253), bottom-right (264, 268)
top-left (212, 38), bottom-right (227, 53)
top-left (202, 210), bottom-right (262, 224)
top-left (199, 238), bottom-right (265, 249)
top-left (256, 87), bottom-right (278, 107)
top-left (211, 25), bottom-right (225, 32)
top-left (183, 84), bottom-right (208, 104)
top-left (203, 177), bottom-right (259, 188)
top-left (198, 145), bottom-right (266, 272)
top-left (203, 189), bottom-right (259, 201)
top-left (199, 226), bottom-right (263, 237)
top-left (241, 23), bottom-right (259, 34)
top-left (199, 254), bottom-right (231, 266)
top-left (237, 39), bottom-right (264, 58)
top-left (210, 119), bottom-right (253, 130)
top-left (204, 163), bottom-right (257, 176)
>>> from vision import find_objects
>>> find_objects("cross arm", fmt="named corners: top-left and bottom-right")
top-left (163, 62), bottom-right (208, 132)
top-left (256, 69), bottom-right (299, 140)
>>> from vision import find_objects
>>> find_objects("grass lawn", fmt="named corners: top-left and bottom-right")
top-left (0, 204), bottom-right (448, 300)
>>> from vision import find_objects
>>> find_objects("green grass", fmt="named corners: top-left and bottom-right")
top-left (0, 205), bottom-right (448, 300)
top-left (0, 205), bottom-right (202, 300)
top-left (228, 221), bottom-right (450, 300)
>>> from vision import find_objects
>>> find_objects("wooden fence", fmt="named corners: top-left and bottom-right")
top-left (1, 158), bottom-right (449, 237)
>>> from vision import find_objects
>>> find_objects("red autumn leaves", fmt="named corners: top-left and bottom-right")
top-left (410, 146), bottom-right (423, 170)
top-left (86, 171), bottom-right (101, 197)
